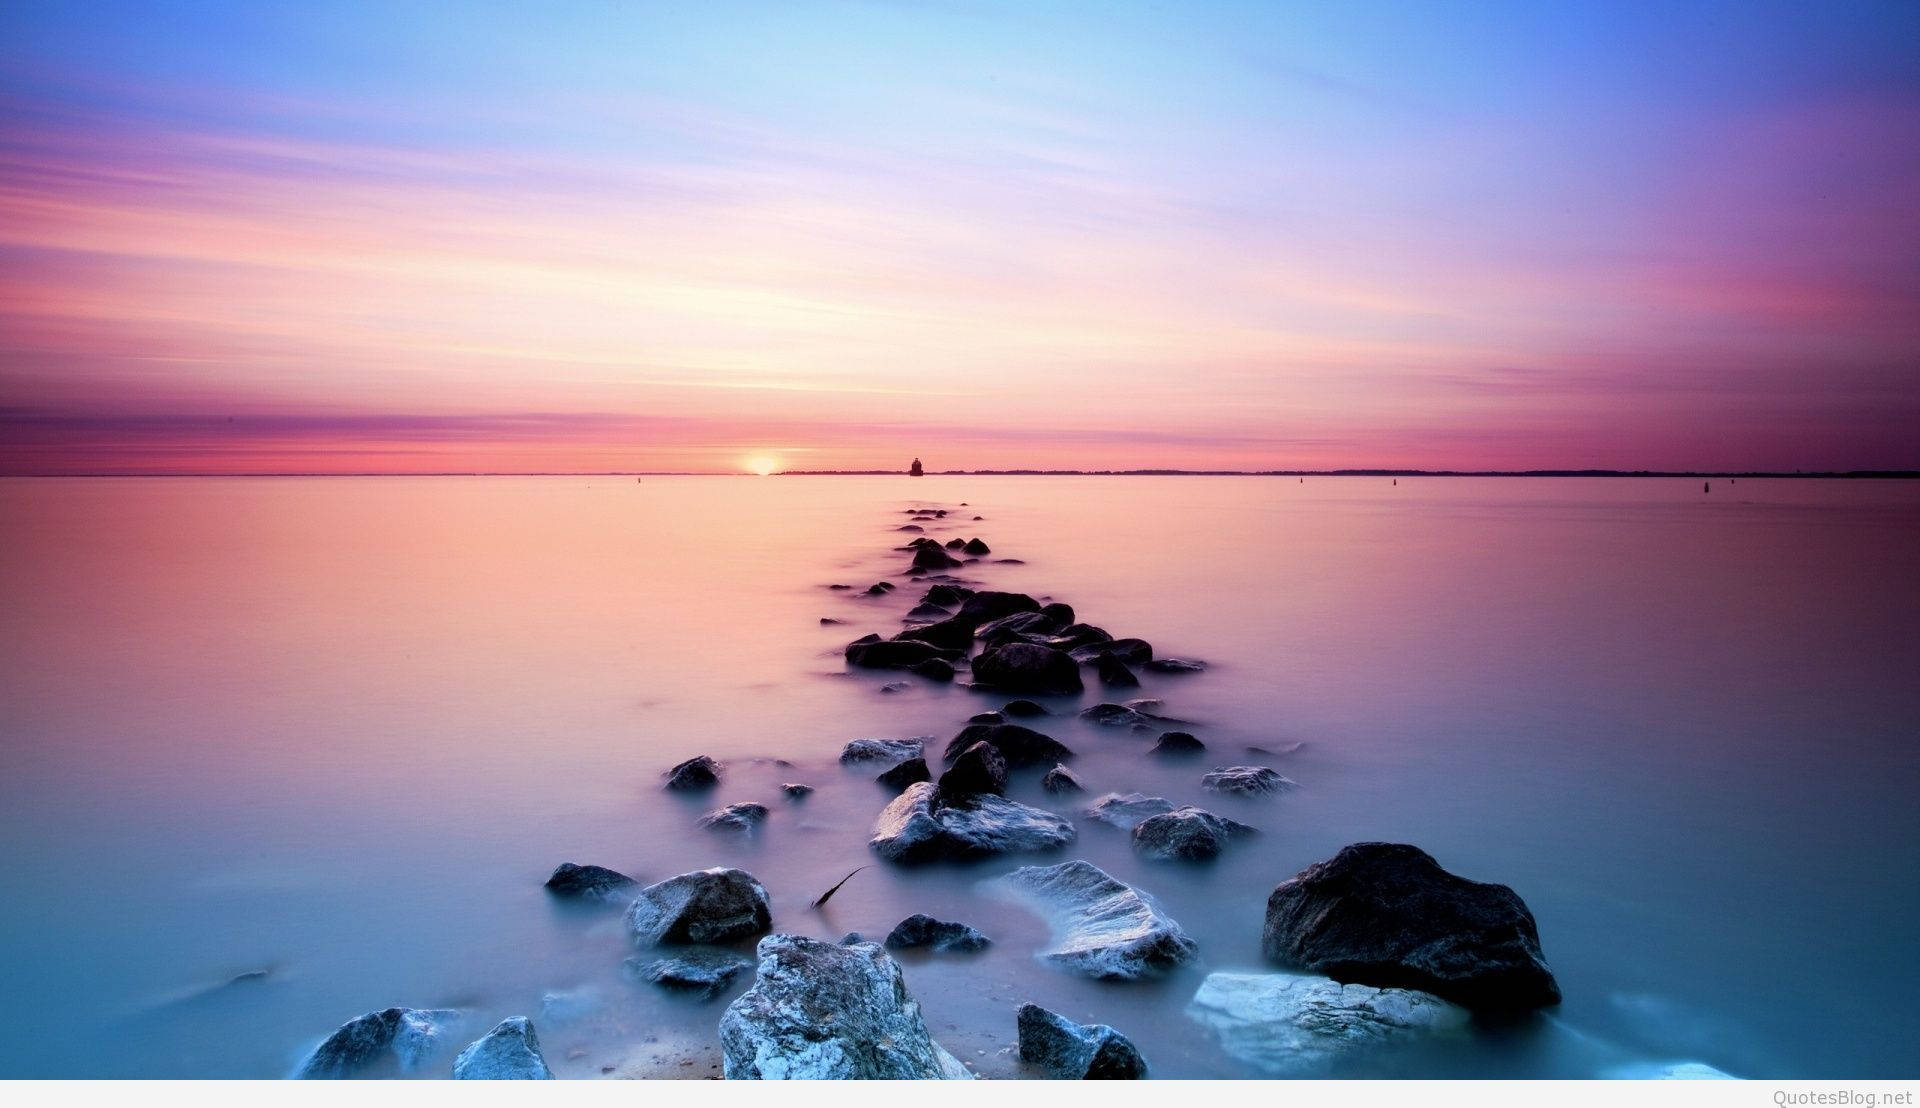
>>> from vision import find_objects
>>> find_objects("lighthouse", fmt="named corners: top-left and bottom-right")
top-left (909, 458), bottom-right (924, 477)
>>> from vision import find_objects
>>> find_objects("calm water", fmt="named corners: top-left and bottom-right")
top-left (1, 475), bottom-right (1916, 1079)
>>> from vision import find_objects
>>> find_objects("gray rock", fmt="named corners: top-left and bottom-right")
top-left (971, 643), bottom-right (1083, 695)
top-left (663, 755), bottom-right (721, 790)
top-left (626, 949), bottom-right (753, 998)
top-left (294, 1007), bottom-right (462, 1078)
top-left (1017, 1003), bottom-right (1147, 1079)
top-left (719, 935), bottom-right (973, 1079)
top-left (1131, 806), bottom-right (1256, 861)
top-left (1187, 972), bottom-right (1466, 1074)
top-left (884, 914), bottom-right (992, 953)
top-left (876, 756), bottom-right (932, 791)
top-left (870, 782), bottom-right (1076, 863)
top-left (941, 722), bottom-right (1072, 766)
top-left (880, 681), bottom-right (911, 694)
top-left (840, 737), bottom-right (926, 764)
top-left (625, 868), bottom-right (773, 946)
top-left (1084, 792), bottom-right (1175, 830)
top-left (781, 783), bottom-right (814, 799)
top-left (700, 802), bottom-right (769, 833)
top-left (543, 862), bottom-right (637, 902)
top-left (1079, 703), bottom-right (1152, 728)
top-left (1041, 764), bottom-right (1084, 794)
top-left (999, 860), bottom-right (1197, 980)
top-left (451, 1017), bottom-right (553, 1080)
top-left (1201, 766), bottom-right (1295, 796)
top-left (1145, 657), bottom-right (1206, 674)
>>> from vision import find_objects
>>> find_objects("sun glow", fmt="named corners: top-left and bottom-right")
top-left (744, 455), bottom-right (780, 476)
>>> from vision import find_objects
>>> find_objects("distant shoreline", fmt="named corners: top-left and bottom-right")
top-left (7, 469), bottom-right (1917, 479)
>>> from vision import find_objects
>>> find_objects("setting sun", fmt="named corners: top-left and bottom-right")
top-left (744, 455), bottom-right (780, 476)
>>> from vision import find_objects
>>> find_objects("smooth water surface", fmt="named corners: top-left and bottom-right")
top-left (1, 475), bottom-right (1916, 1078)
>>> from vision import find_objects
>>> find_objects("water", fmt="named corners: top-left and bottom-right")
top-left (1, 475), bottom-right (1916, 1079)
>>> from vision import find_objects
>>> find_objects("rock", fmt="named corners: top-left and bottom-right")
top-left (972, 643), bottom-right (1083, 695)
top-left (1150, 731), bottom-right (1205, 756)
top-left (1201, 766), bottom-right (1295, 796)
top-left (967, 711), bottom-right (1004, 724)
top-left (875, 757), bottom-right (931, 791)
top-left (937, 741), bottom-right (1008, 798)
top-left (1079, 637), bottom-right (1152, 665)
top-left (865, 583), bottom-right (891, 595)
top-left (1145, 657), bottom-right (1206, 674)
top-left (1047, 623), bottom-right (1111, 649)
top-left (1131, 807), bottom-right (1255, 861)
top-left (1041, 764), bottom-right (1084, 794)
top-left (1016, 1004), bottom-right (1147, 1079)
top-left (869, 782), bottom-right (1076, 862)
top-left (840, 932), bottom-right (864, 945)
top-left (1038, 602), bottom-right (1074, 624)
top-left (1186, 972), bottom-right (1467, 1074)
top-left (995, 558), bottom-right (1026, 564)
top-left (943, 537), bottom-right (966, 550)
top-left (1002, 699), bottom-right (1049, 717)
top-left (880, 681), bottom-right (910, 694)
top-left (956, 590), bottom-right (1041, 623)
top-left (846, 637), bottom-right (948, 669)
top-left (820, 617), bottom-right (845, 625)
top-left (1079, 703), bottom-right (1151, 728)
top-left (700, 802), bottom-right (769, 833)
top-left (828, 583), bottom-right (853, 590)
top-left (895, 616), bottom-right (977, 651)
top-left (1084, 792), bottom-right (1175, 830)
top-left (663, 755), bottom-right (721, 790)
top-left (625, 868), bottom-right (773, 946)
top-left (922, 584), bottom-right (974, 607)
top-left (1000, 860), bottom-right (1196, 980)
top-left (626, 949), bottom-right (753, 999)
top-left (1096, 656), bottom-right (1139, 688)
top-left (912, 545), bottom-right (963, 571)
top-left (781, 783), bottom-right (814, 799)
top-left (904, 602), bottom-right (951, 621)
top-left (942, 722), bottom-right (1072, 766)
top-left (718, 935), bottom-right (972, 1079)
top-left (977, 610), bottom-right (1060, 642)
top-left (1605, 1061), bottom-right (1739, 1080)
top-left (911, 657), bottom-right (956, 681)
top-left (973, 515), bottom-right (984, 520)
top-left (1262, 843), bottom-right (1561, 1011)
top-left (898, 524), bottom-right (924, 532)
top-left (963, 538), bottom-right (991, 555)
top-left (537, 986), bottom-right (603, 1027)
top-left (451, 1017), bottom-right (553, 1080)
top-left (884, 914), bottom-right (992, 953)
top-left (294, 1007), bottom-right (461, 1078)
top-left (543, 862), bottom-right (637, 902)
top-left (841, 737), bottom-right (925, 764)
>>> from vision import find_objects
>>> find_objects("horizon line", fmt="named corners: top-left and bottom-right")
top-left (6, 469), bottom-right (1918, 479)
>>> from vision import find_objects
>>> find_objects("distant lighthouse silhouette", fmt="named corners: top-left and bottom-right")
top-left (909, 458), bottom-right (924, 477)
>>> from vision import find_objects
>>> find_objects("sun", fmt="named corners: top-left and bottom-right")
top-left (744, 455), bottom-right (780, 476)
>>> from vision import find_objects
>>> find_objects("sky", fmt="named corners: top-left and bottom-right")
top-left (1, 0), bottom-right (1917, 474)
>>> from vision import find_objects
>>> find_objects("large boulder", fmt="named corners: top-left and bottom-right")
top-left (1201, 765), bottom-right (1295, 796)
top-left (869, 782), bottom-right (1076, 862)
top-left (840, 737), bottom-right (925, 764)
top-left (937, 741), bottom-right (1008, 798)
top-left (663, 755), bottom-right (721, 790)
top-left (451, 1017), bottom-right (553, 1080)
top-left (718, 935), bottom-right (972, 1079)
top-left (1261, 843), bottom-right (1561, 1012)
top-left (941, 722), bottom-right (1072, 766)
top-left (1084, 792), bottom-right (1174, 830)
top-left (1131, 807), bottom-right (1255, 861)
top-left (543, 862), bottom-right (637, 902)
top-left (884, 914), bottom-right (992, 953)
top-left (895, 616), bottom-right (977, 651)
top-left (294, 1007), bottom-right (462, 1078)
top-left (999, 860), bottom-right (1196, 980)
top-left (1017, 1003), bottom-right (1147, 1079)
top-left (957, 590), bottom-right (1042, 623)
top-left (625, 868), bottom-right (773, 946)
top-left (846, 636), bottom-right (948, 669)
top-left (972, 643), bottom-right (1084, 694)
top-left (1186, 972), bottom-right (1467, 1074)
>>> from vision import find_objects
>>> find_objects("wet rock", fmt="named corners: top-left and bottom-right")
top-left (880, 681), bottom-right (910, 694)
top-left (819, 617), bottom-right (845, 625)
top-left (963, 538), bottom-right (991, 556)
top-left (895, 615), bottom-right (976, 651)
top-left (1077, 637), bottom-right (1152, 665)
top-left (828, 583), bottom-right (853, 590)
top-left (840, 737), bottom-right (926, 764)
top-left (1000, 860), bottom-right (1196, 980)
top-left (663, 755), bottom-right (721, 791)
top-left (967, 711), bottom-right (1004, 724)
top-left (718, 935), bottom-right (972, 1079)
top-left (1201, 766), bottom-right (1295, 796)
top-left (898, 523), bottom-right (925, 531)
top-left (1002, 699), bottom-right (1049, 717)
top-left (294, 1007), bottom-right (462, 1078)
top-left (912, 545), bottom-right (964, 571)
top-left (1132, 807), bottom-right (1255, 861)
top-left (451, 1017), bottom-right (553, 1080)
top-left (700, 803), bottom-right (769, 833)
top-left (1017, 1003), bottom-right (1147, 1079)
top-left (995, 558), bottom-right (1026, 564)
top-left (1145, 657), bottom-right (1206, 674)
top-left (923, 584), bottom-right (974, 607)
top-left (876, 757), bottom-right (931, 791)
top-left (1262, 843), bottom-right (1560, 1012)
top-left (937, 741), bottom-right (1008, 798)
top-left (973, 643), bottom-right (1084, 695)
top-left (1041, 764), bottom-right (1084, 793)
top-left (1096, 656), bottom-right (1140, 688)
top-left (780, 783), bottom-right (814, 799)
top-left (943, 537), bottom-right (966, 550)
top-left (1150, 731), bottom-right (1205, 756)
top-left (1079, 703), bottom-right (1152, 728)
top-left (1084, 792), bottom-right (1174, 830)
top-left (846, 636), bottom-right (948, 670)
top-left (543, 862), bottom-right (638, 902)
top-left (977, 610), bottom-right (1061, 642)
top-left (870, 782), bottom-right (1076, 862)
top-left (956, 590), bottom-right (1042, 623)
top-left (627, 949), bottom-right (753, 999)
top-left (625, 868), bottom-right (773, 946)
top-left (911, 657), bottom-right (956, 682)
top-left (973, 515), bottom-right (984, 520)
top-left (1049, 623), bottom-right (1112, 649)
top-left (942, 723), bottom-right (1072, 766)
top-left (1186, 972), bottom-right (1467, 1074)
top-left (865, 583), bottom-right (892, 596)
top-left (884, 914), bottom-right (992, 953)
top-left (904, 602), bottom-right (952, 622)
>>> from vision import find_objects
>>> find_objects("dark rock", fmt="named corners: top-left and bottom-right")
top-left (840, 932), bottom-right (864, 945)
top-left (1096, 656), bottom-right (1140, 688)
top-left (895, 615), bottom-right (976, 651)
top-left (828, 583), bottom-right (853, 590)
top-left (865, 583), bottom-right (892, 595)
top-left (1039, 602), bottom-right (1075, 625)
top-left (294, 1007), bottom-right (461, 1078)
top-left (780, 783), bottom-right (814, 799)
top-left (937, 741), bottom-right (1008, 798)
top-left (1079, 703), bottom-right (1151, 728)
top-left (626, 949), bottom-right (753, 999)
top-left (999, 860), bottom-right (1196, 979)
top-left (869, 782), bottom-right (1076, 862)
top-left (1145, 657), bottom-right (1206, 674)
top-left (626, 868), bottom-right (773, 946)
top-left (1002, 699), bottom-right (1049, 717)
top-left (904, 602), bottom-right (952, 621)
top-left (1262, 843), bottom-right (1560, 1012)
top-left (967, 711), bottom-right (1004, 724)
top-left (1131, 806), bottom-right (1254, 861)
top-left (700, 802), bottom-right (769, 833)
top-left (718, 935), bottom-right (971, 1079)
top-left (977, 610), bottom-right (1060, 642)
top-left (663, 755), bottom-right (721, 790)
top-left (1150, 731), bottom-right (1205, 756)
top-left (846, 637), bottom-right (946, 669)
top-left (972, 643), bottom-right (1083, 695)
top-left (884, 914), bottom-right (992, 953)
top-left (880, 681), bottom-right (910, 694)
top-left (1017, 1004), bottom-right (1147, 1079)
top-left (451, 1017), bottom-right (552, 1080)
top-left (973, 515), bottom-right (984, 520)
top-left (996, 558), bottom-right (1026, 564)
top-left (1074, 637), bottom-right (1152, 664)
top-left (876, 757), bottom-right (931, 791)
top-left (942, 722), bottom-right (1072, 765)
top-left (956, 590), bottom-right (1042, 623)
top-left (910, 657), bottom-right (956, 682)
top-left (898, 524), bottom-right (924, 532)
top-left (922, 584), bottom-right (974, 607)
top-left (963, 538), bottom-right (991, 555)
top-left (543, 862), bottom-right (638, 902)
top-left (943, 537), bottom-right (967, 550)
top-left (912, 545), bottom-right (964, 571)
top-left (1041, 764), bottom-right (1084, 793)
top-left (840, 737), bottom-right (926, 764)
top-left (1084, 792), bottom-right (1175, 829)
top-left (820, 617), bottom-right (845, 625)
top-left (1201, 766), bottom-right (1295, 796)
top-left (1049, 623), bottom-right (1112, 648)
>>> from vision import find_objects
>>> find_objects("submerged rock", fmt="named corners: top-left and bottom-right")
top-left (1078, 637), bottom-right (1152, 665)
top-left (1017, 1004), bottom-right (1147, 1079)
top-left (846, 636), bottom-right (948, 670)
top-left (957, 590), bottom-right (1042, 623)
top-left (911, 657), bottom-right (956, 682)
top-left (880, 681), bottom-right (911, 694)
top-left (1096, 656), bottom-right (1140, 688)
top-left (1262, 843), bottom-right (1561, 1012)
top-left (663, 755), bottom-right (721, 791)
top-left (1150, 731), bottom-right (1206, 756)
top-left (942, 722), bottom-right (1073, 766)
top-left (870, 782), bottom-right (1076, 862)
top-left (912, 545), bottom-right (964, 571)
top-left (1041, 764), bottom-right (1084, 794)
top-left (543, 862), bottom-right (637, 902)
top-left (840, 737), bottom-right (926, 764)
top-left (1131, 807), bottom-right (1255, 861)
top-left (922, 584), bottom-right (975, 607)
top-left (700, 802), bottom-right (769, 833)
top-left (943, 537), bottom-right (966, 550)
top-left (451, 1017), bottom-right (553, 1080)
top-left (1201, 766), bottom-right (1294, 796)
top-left (971, 643), bottom-right (1083, 695)
top-left (1079, 703), bottom-right (1152, 728)
top-left (627, 949), bottom-right (753, 999)
top-left (967, 711), bottom-right (1004, 724)
top-left (938, 741), bottom-right (1008, 798)
top-left (626, 868), bottom-right (773, 946)
top-left (884, 914), bottom-right (992, 953)
top-left (718, 935), bottom-right (972, 1079)
top-left (1002, 698), bottom-right (1049, 717)
top-left (876, 756), bottom-right (931, 791)
top-left (1187, 972), bottom-right (1467, 1074)
top-left (780, 783), bottom-right (814, 799)
top-left (1083, 792), bottom-right (1176, 830)
top-left (1145, 657), bottom-right (1206, 674)
top-left (903, 602), bottom-right (951, 622)
top-left (963, 538), bottom-right (991, 556)
top-left (294, 1007), bottom-right (462, 1078)
top-left (999, 860), bottom-right (1197, 980)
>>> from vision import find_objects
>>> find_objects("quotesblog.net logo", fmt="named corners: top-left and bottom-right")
top-left (1772, 1092), bottom-right (1914, 1108)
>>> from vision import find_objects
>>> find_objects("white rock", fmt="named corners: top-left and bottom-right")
top-left (998, 859), bottom-right (1196, 979)
top-left (1187, 972), bottom-right (1467, 1073)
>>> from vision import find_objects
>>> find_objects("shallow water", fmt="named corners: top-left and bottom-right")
top-left (1, 475), bottom-right (1916, 1078)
